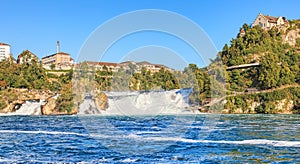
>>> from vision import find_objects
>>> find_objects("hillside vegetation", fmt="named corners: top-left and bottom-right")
top-left (219, 22), bottom-right (300, 113)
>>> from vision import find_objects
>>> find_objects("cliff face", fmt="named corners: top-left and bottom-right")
top-left (222, 93), bottom-right (297, 114)
top-left (283, 28), bottom-right (300, 46)
top-left (222, 98), bottom-right (294, 114)
top-left (0, 89), bottom-right (55, 113)
top-left (0, 88), bottom-right (107, 115)
top-left (41, 95), bottom-right (78, 115)
top-left (94, 92), bottom-right (108, 111)
top-left (41, 97), bottom-right (57, 115)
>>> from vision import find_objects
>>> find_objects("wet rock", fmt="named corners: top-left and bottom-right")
top-left (9, 100), bottom-right (25, 112)
top-left (94, 92), bottom-right (108, 110)
top-left (42, 97), bottom-right (56, 115)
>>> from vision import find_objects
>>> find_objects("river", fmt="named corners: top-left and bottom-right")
top-left (0, 114), bottom-right (299, 163)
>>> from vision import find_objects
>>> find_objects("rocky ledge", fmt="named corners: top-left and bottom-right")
top-left (0, 89), bottom-right (109, 115)
top-left (0, 89), bottom-right (55, 113)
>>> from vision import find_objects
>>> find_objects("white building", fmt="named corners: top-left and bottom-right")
top-left (252, 13), bottom-right (288, 30)
top-left (0, 42), bottom-right (10, 62)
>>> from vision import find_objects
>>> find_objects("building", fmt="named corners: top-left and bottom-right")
top-left (84, 61), bottom-right (120, 72)
top-left (99, 62), bottom-right (120, 72)
top-left (77, 60), bottom-right (175, 74)
top-left (17, 50), bottom-right (39, 64)
top-left (0, 42), bottom-right (11, 62)
top-left (252, 13), bottom-right (288, 30)
top-left (42, 52), bottom-right (72, 70)
top-left (42, 41), bottom-right (73, 70)
top-left (137, 61), bottom-right (168, 73)
top-left (120, 61), bottom-right (173, 73)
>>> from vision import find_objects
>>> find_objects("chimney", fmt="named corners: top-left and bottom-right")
top-left (56, 41), bottom-right (60, 53)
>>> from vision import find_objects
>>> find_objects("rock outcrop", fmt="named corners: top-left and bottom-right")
top-left (41, 97), bottom-right (56, 115)
top-left (223, 98), bottom-right (295, 114)
top-left (42, 95), bottom-right (78, 115)
top-left (284, 29), bottom-right (300, 46)
top-left (94, 92), bottom-right (108, 110)
top-left (0, 89), bottom-right (55, 114)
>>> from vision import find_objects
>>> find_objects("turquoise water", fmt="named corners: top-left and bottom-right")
top-left (0, 115), bottom-right (299, 163)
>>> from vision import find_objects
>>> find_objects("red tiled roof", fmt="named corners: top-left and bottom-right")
top-left (84, 61), bottom-right (119, 67)
top-left (137, 61), bottom-right (153, 65)
top-left (0, 42), bottom-right (10, 46)
top-left (56, 52), bottom-right (70, 55)
top-left (85, 61), bottom-right (99, 65)
top-left (42, 52), bottom-right (70, 59)
top-left (98, 62), bottom-right (118, 67)
top-left (264, 15), bottom-right (278, 23)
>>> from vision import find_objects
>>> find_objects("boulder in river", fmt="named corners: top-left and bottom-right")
top-left (94, 92), bottom-right (108, 110)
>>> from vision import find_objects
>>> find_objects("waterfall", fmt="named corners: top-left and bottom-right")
top-left (78, 95), bottom-right (101, 115)
top-left (7, 100), bottom-right (46, 116)
top-left (78, 88), bottom-right (194, 115)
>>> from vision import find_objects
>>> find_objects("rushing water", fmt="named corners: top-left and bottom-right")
top-left (0, 114), bottom-right (299, 163)
top-left (79, 88), bottom-right (194, 115)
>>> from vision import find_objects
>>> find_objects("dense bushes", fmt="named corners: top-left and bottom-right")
top-left (220, 24), bottom-right (300, 91)
top-left (225, 87), bottom-right (300, 114)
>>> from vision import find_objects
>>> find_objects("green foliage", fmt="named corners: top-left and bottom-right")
top-left (95, 66), bottom-right (112, 91)
top-left (0, 58), bottom-right (48, 89)
top-left (258, 52), bottom-right (281, 89)
top-left (0, 56), bottom-right (76, 113)
top-left (49, 81), bottom-right (62, 91)
top-left (177, 64), bottom-right (212, 105)
top-left (50, 63), bottom-right (56, 70)
top-left (0, 100), bottom-right (6, 110)
top-left (55, 84), bottom-right (74, 113)
top-left (59, 70), bottom-right (73, 85)
top-left (255, 101), bottom-right (276, 114)
top-left (46, 73), bottom-right (58, 78)
top-left (226, 87), bottom-right (300, 114)
top-left (129, 67), bottom-right (180, 91)
top-left (220, 23), bottom-right (300, 91)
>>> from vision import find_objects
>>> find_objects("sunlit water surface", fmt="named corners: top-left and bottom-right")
top-left (0, 114), bottom-right (299, 163)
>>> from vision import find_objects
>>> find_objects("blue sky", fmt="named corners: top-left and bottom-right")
top-left (1, 0), bottom-right (300, 69)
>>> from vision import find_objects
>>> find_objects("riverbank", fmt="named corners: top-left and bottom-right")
top-left (197, 85), bottom-right (300, 114)
top-left (0, 85), bottom-right (299, 115)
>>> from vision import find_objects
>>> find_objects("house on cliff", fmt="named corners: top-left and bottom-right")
top-left (252, 13), bottom-right (288, 29)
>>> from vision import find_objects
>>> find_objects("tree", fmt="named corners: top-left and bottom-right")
top-left (50, 63), bottom-right (56, 70)
top-left (258, 52), bottom-right (281, 89)
top-left (126, 63), bottom-right (136, 75)
top-left (56, 83), bottom-right (74, 113)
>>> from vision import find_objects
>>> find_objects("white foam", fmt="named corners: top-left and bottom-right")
top-left (3, 130), bottom-right (298, 148)
top-left (90, 88), bottom-right (194, 116)
top-left (0, 130), bottom-right (87, 137)
top-left (83, 132), bottom-right (300, 148)
top-left (1, 100), bottom-right (46, 116)
top-left (121, 158), bottom-right (138, 163)
top-left (143, 137), bottom-right (300, 147)
top-left (78, 98), bottom-right (101, 115)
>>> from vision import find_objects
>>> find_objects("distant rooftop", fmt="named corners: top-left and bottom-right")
top-left (42, 52), bottom-right (70, 59)
top-left (0, 42), bottom-right (10, 46)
